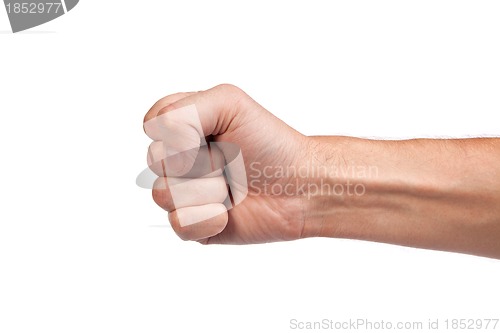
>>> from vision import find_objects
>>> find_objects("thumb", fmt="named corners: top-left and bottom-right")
top-left (155, 84), bottom-right (245, 137)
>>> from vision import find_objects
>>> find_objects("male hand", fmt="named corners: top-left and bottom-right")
top-left (144, 84), bottom-right (316, 244)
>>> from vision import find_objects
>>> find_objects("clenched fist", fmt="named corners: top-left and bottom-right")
top-left (142, 84), bottom-right (500, 259)
top-left (143, 84), bottom-right (315, 244)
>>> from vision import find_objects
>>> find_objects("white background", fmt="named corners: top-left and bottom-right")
top-left (1, 1), bottom-right (499, 332)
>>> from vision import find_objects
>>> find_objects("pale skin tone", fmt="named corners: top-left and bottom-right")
top-left (144, 84), bottom-right (500, 259)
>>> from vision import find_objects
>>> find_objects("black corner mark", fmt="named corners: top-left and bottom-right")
top-left (3, 0), bottom-right (79, 33)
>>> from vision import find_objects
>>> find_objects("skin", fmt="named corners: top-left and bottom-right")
top-left (143, 84), bottom-right (500, 259)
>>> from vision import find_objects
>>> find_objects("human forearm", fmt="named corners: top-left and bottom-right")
top-left (304, 136), bottom-right (500, 258)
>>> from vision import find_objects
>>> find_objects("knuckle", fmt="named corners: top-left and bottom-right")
top-left (152, 178), bottom-right (175, 211)
top-left (214, 83), bottom-right (243, 97)
top-left (152, 96), bottom-right (171, 110)
top-left (168, 211), bottom-right (191, 241)
top-left (156, 103), bottom-right (178, 117)
top-left (144, 96), bottom-right (175, 123)
top-left (147, 142), bottom-right (167, 177)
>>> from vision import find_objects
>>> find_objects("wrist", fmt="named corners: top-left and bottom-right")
top-left (300, 136), bottom-right (383, 239)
